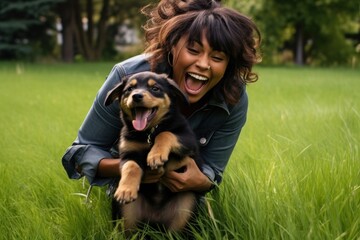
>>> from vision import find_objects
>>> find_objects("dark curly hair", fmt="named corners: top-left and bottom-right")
top-left (142, 0), bottom-right (261, 105)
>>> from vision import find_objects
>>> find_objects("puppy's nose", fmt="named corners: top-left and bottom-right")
top-left (132, 93), bottom-right (143, 102)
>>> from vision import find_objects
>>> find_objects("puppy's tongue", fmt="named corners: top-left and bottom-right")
top-left (132, 108), bottom-right (151, 131)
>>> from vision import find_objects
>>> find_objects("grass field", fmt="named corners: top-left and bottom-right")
top-left (0, 62), bottom-right (359, 239)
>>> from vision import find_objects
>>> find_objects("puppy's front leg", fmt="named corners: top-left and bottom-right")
top-left (114, 161), bottom-right (143, 204)
top-left (147, 131), bottom-right (181, 169)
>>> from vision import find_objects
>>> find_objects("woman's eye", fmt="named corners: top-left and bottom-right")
top-left (212, 56), bottom-right (224, 62)
top-left (187, 47), bottom-right (199, 54)
top-left (212, 52), bottom-right (227, 62)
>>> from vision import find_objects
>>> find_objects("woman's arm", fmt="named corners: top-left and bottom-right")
top-left (97, 158), bottom-right (121, 177)
top-left (61, 64), bottom-right (124, 186)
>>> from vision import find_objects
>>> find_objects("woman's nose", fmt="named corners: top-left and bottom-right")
top-left (196, 54), bottom-right (210, 69)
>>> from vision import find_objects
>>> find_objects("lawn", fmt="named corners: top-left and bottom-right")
top-left (0, 62), bottom-right (359, 239)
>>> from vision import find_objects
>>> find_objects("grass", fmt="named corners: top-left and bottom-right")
top-left (0, 62), bottom-right (359, 239)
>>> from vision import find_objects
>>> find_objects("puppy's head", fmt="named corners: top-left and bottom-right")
top-left (105, 71), bottom-right (188, 131)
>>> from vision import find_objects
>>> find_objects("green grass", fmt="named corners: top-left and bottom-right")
top-left (0, 62), bottom-right (359, 239)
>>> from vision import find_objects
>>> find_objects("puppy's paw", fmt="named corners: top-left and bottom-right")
top-left (114, 184), bottom-right (138, 204)
top-left (147, 150), bottom-right (168, 169)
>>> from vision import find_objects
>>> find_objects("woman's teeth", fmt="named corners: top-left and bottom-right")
top-left (185, 73), bottom-right (208, 94)
top-left (188, 73), bottom-right (208, 81)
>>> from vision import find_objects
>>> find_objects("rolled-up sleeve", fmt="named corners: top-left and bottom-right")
top-left (61, 64), bottom-right (125, 186)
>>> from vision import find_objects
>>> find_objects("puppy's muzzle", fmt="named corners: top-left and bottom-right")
top-left (132, 93), bottom-right (143, 103)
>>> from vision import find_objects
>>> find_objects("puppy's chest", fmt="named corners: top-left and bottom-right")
top-left (120, 132), bottom-right (152, 152)
top-left (120, 125), bottom-right (161, 150)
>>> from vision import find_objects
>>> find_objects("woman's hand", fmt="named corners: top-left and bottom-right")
top-left (97, 159), bottom-right (165, 183)
top-left (160, 156), bottom-right (212, 192)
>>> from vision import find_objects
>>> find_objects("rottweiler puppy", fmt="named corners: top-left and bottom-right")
top-left (105, 71), bottom-right (201, 233)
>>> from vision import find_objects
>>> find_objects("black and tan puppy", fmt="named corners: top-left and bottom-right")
top-left (105, 71), bottom-right (201, 232)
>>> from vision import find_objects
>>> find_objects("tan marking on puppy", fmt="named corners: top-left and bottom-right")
top-left (129, 79), bottom-right (137, 86)
top-left (114, 161), bottom-right (143, 203)
top-left (147, 78), bottom-right (156, 86)
top-left (122, 199), bottom-right (142, 232)
top-left (164, 156), bottom-right (191, 172)
top-left (147, 131), bottom-right (182, 169)
top-left (125, 90), bottom-right (170, 109)
top-left (137, 91), bottom-right (155, 105)
top-left (149, 94), bottom-right (171, 127)
top-left (168, 192), bottom-right (196, 231)
top-left (120, 78), bottom-right (138, 114)
top-left (119, 138), bottom-right (150, 153)
top-left (120, 95), bottom-right (132, 117)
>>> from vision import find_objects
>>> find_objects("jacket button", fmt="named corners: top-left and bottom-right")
top-left (199, 137), bottom-right (207, 145)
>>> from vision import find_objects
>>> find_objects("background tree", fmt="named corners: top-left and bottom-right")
top-left (56, 0), bottom-right (74, 62)
top-left (57, 0), bottom-right (152, 62)
top-left (0, 0), bottom-right (64, 60)
top-left (255, 0), bottom-right (359, 65)
top-left (1, 0), bottom-right (358, 65)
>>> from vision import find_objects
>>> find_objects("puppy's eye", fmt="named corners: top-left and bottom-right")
top-left (151, 86), bottom-right (160, 92)
top-left (125, 87), bottom-right (133, 92)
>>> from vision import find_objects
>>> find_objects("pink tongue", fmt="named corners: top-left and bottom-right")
top-left (186, 78), bottom-right (203, 90)
top-left (132, 108), bottom-right (151, 131)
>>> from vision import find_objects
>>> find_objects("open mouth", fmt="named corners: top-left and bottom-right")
top-left (131, 107), bottom-right (158, 131)
top-left (185, 73), bottom-right (209, 95)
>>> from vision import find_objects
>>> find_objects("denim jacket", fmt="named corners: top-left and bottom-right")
top-left (62, 54), bottom-right (248, 187)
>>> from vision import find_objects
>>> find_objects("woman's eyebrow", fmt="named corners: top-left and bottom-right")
top-left (189, 39), bottom-right (226, 54)
top-left (188, 39), bottom-right (202, 47)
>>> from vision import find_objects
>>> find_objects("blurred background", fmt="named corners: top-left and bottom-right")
top-left (0, 0), bottom-right (359, 66)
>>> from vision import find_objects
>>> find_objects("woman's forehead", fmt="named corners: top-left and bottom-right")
top-left (186, 29), bottom-right (229, 54)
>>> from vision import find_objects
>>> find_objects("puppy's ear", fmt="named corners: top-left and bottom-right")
top-left (104, 77), bottom-right (127, 106)
top-left (166, 77), bottom-right (189, 105)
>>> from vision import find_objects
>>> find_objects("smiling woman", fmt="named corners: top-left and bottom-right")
top-left (170, 33), bottom-right (229, 103)
top-left (61, 0), bottom-right (262, 234)
top-left (145, 1), bottom-right (261, 105)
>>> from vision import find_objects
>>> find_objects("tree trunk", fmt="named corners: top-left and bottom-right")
top-left (86, 0), bottom-right (94, 47)
top-left (57, 0), bottom-right (111, 61)
top-left (295, 23), bottom-right (304, 65)
top-left (74, 0), bottom-right (96, 60)
top-left (58, 0), bottom-right (75, 62)
top-left (95, 0), bottom-right (109, 59)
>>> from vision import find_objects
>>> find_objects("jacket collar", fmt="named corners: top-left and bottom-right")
top-left (208, 94), bottom-right (230, 115)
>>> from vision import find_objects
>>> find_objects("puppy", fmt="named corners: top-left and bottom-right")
top-left (105, 71), bottom-right (201, 233)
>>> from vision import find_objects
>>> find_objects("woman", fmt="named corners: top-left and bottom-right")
top-left (62, 0), bottom-right (261, 196)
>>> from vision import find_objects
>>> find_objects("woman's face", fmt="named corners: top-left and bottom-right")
top-left (171, 32), bottom-right (229, 104)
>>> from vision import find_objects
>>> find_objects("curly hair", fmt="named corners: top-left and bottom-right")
top-left (142, 0), bottom-right (261, 105)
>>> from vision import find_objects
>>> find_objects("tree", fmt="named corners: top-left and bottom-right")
top-left (56, 0), bottom-right (74, 62)
top-left (57, 0), bottom-right (152, 62)
top-left (56, 0), bottom-right (109, 61)
top-left (255, 0), bottom-right (359, 65)
top-left (0, 0), bottom-right (64, 60)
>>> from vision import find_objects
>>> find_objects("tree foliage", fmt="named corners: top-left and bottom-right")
top-left (255, 0), bottom-right (359, 65)
top-left (0, 0), bottom-right (358, 65)
top-left (0, 0), bottom-right (64, 60)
